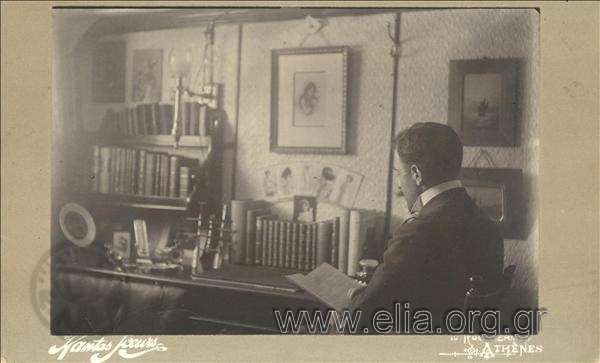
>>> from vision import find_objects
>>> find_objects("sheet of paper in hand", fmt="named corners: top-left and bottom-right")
top-left (286, 263), bottom-right (365, 312)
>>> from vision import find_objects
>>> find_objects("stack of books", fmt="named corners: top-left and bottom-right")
top-left (92, 145), bottom-right (199, 199)
top-left (101, 102), bottom-right (214, 137)
top-left (230, 199), bottom-right (379, 275)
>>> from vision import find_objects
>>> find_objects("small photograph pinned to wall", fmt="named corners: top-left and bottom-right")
top-left (312, 165), bottom-right (364, 208)
top-left (315, 165), bottom-right (337, 201)
top-left (293, 195), bottom-right (317, 223)
top-left (299, 163), bottom-right (319, 194)
top-left (132, 49), bottom-right (163, 103)
top-left (331, 171), bottom-right (363, 208)
top-left (258, 162), bottom-right (364, 208)
top-left (276, 164), bottom-right (298, 197)
top-left (261, 168), bottom-right (279, 199)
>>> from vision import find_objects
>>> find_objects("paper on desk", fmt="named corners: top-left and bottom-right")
top-left (286, 263), bottom-right (365, 312)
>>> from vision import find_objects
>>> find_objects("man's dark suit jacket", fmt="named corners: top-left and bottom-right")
top-left (349, 187), bottom-right (504, 333)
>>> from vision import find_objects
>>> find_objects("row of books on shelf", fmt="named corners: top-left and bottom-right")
top-left (92, 145), bottom-right (199, 199)
top-left (230, 200), bottom-right (380, 276)
top-left (101, 102), bottom-right (214, 137)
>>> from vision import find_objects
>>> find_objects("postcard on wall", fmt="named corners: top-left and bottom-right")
top-left (257, 162), bottom-right (364, 208)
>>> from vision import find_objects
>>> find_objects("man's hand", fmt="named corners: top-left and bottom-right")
top-left (346, 283), bottom-right (367, 301)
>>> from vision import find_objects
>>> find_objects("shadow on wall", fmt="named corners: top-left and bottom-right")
top-left (344, 48), bottom-right (361, 156)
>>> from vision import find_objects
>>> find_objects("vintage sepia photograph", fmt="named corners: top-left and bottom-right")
top-left (48, 6), bottom-right (541, 340)
top-left (5, 2), bottom-right (600, 362)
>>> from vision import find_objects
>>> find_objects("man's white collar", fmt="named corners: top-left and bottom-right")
top-left (411, 179), bottom-right (463, 212)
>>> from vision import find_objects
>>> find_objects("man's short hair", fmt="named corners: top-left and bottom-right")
top-left (394, 122), bottom-right (463, 184)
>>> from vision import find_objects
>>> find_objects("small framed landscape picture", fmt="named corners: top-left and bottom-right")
top-left (271, 47), bottom-right (348, 154)
top-left (460, 167), bottom-right (523, 239)
top-left (448, 58), bottom-right (519, 146)
top-left (293, 195), bottom-right (317, 223)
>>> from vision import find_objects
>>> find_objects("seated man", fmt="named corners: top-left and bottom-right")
top-left (349, 122), bottom-right (504, 333)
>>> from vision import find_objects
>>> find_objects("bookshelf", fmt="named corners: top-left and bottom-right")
top-left (111, 135), bottom-right (212, 148)
top-left (74, 192), bottom-right (188, 211)
top-left (74, 98), bottom-right (227, 214)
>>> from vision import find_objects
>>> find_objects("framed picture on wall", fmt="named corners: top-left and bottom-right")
top-left (132, 49), bottom-right (163, 103)
top-left (271, 47), bottom-right (348, 154)
top-left (460, 167), bottom-right (523, 239)
top-left (92, 40), bottom-right (126, 103)
top-left (448, 58), bottom-right (518, 146)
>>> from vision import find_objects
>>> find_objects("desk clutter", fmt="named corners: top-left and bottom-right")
top-left (230, 199), bottom-right (382, 276)
top-left (61, 196), bottom-right (382, 280)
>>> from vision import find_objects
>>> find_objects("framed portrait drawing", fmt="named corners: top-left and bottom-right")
top-left (448, 58), bottom-right (518, 146)
top-left (271, 47), bottom-right (348, 154)
top-left (460, 168), bottom-right (523, 239)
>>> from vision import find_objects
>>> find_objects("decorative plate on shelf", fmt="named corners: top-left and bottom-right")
top-left (58, 202), bottom-right (96, 247)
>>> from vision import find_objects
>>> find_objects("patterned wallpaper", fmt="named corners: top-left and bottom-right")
top-left (235, 13), bottom-right (396, 211)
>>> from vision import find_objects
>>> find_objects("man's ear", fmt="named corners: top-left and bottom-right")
top-left (410, 164), bottom-right (423, 187)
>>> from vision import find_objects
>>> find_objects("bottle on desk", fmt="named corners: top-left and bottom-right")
top-left (192, 213), bottom-right (207, 275)
top-left (201, 217), bottom-right (217, 270)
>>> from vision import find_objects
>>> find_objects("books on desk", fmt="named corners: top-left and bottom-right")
top-left (230, 199), bottom-right (268, 264)
top-left (285, 263), bottom-right (365, 312)
top-left (230, 199), bottom-right (381, 276)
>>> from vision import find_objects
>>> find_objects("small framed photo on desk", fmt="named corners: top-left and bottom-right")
top-left (293, 195), bottom-right (317, 223)
top-left (112, 232), bottom-right (131, 259)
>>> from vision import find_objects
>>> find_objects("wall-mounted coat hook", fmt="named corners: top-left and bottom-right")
top-left (386, 21), bottom-right (401, 58)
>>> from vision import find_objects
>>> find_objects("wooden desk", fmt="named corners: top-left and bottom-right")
top-left (52, 264), bottom-right (325, 335)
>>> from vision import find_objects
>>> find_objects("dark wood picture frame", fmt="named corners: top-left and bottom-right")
top-left (271, 47), bottom-right (348, 154)
top-left (92, 40), bottom-right (126, 103)
top-left (460, 167), bottom-right (523, 239)
top-left (448, 58), bottom-right (518, 146)
top-left (293, 195), bottom-right (317, 223)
